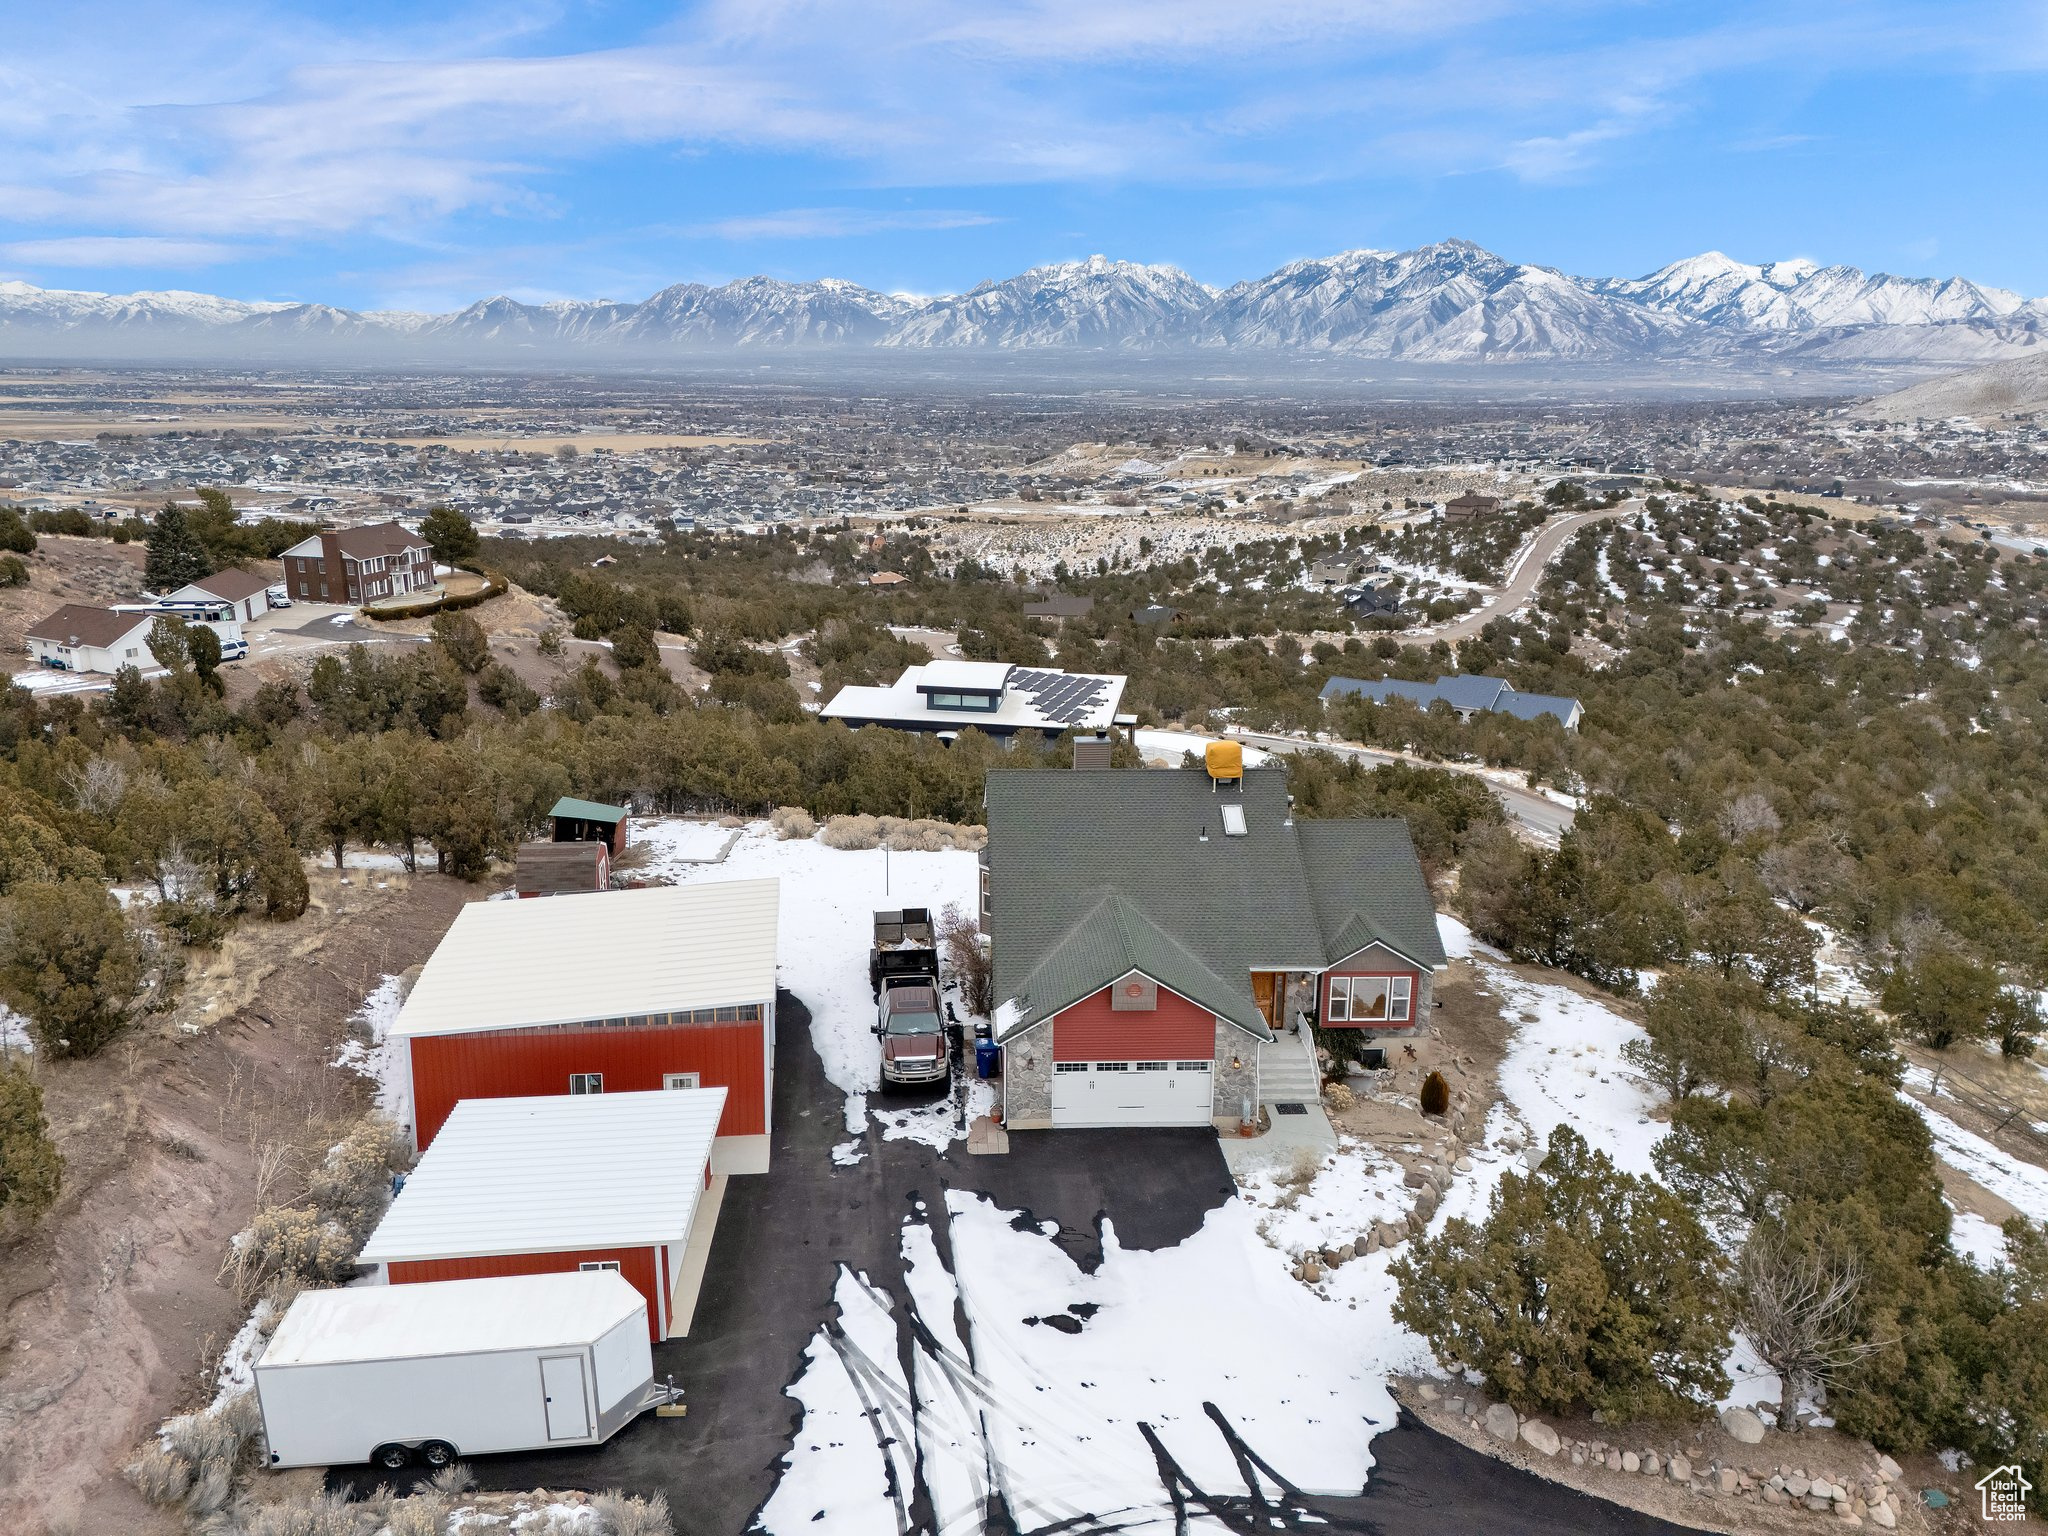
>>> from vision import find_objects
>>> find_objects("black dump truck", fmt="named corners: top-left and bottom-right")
top-left (871, 908), bottom-right (950, 1089)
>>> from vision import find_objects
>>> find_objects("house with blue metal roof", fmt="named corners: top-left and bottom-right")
top-left (1320, 673), bottom-right (1582, 730)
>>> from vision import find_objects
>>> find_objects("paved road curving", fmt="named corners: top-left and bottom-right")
top-left (1401, 504), bottom-right (1631, 647)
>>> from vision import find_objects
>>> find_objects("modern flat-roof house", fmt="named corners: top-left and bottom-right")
top-left (391, 879), bottom-right (779, 1173)
top-left (1321, 673), bottom-right (1582, 730)
top-left (24, 604), bottom-right (155, 674)
top-left (982, 768), bottom-right (1445, 1130)
top-left (821, 660), bottom-right (1129, 740)
top-left (279, 521), bottom-right (433, 605)
top-left (162, 568), bottom-right (271, 625)
top-left (359, 1089), bottom-right (727, 1341)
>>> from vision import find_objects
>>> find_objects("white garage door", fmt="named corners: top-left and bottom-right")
top-left (1050, 1060), bottom-right (1213, 1127)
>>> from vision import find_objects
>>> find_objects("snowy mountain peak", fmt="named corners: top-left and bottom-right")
top-left (0, 244), bottom-right (2038, 363)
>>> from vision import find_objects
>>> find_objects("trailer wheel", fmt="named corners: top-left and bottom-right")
top-left (419, 1440), bottom-right (459, 1469)
top-left (370, 1443), bottom-right (412, 1471)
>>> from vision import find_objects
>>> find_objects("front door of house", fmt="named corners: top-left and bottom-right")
top-left (1251, 972), bottom-right (1278, 1029)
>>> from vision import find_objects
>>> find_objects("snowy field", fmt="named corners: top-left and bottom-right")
top-left (626, 816), bottom-right (741, 866)
top-left (636, 822), bottom-right (983, 1149)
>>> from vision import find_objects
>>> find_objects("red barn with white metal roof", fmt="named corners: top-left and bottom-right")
top-left (360, 1089), bottom-right (727, 1341)
top-left (392, 879), bottom-right (778, 1174)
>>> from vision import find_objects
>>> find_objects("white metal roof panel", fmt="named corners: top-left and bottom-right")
top-left (259, 1270), bottom-right (646, 1367)
top-left (919, 660), bottom-right (1014, 690)
top-left (391, 879), bottom-right (778, 1040)
top-left (358, 1088), bottom-right (726, 1263)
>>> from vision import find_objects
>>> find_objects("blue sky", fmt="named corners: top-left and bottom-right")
top-left (2, 0), bottom-right (2044, 309)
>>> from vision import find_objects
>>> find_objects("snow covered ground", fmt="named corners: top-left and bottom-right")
top-left (1901, 1067), bottom-right (2048, 1226)
top-left (627, 816), bottom-right (741, 865)
top-left (1132, 728), bottom-right (1274, 768)
top-left (759, 904), bottom-right (2048, 1529)
top-left (332, 974), bottom-right (409, 1126)
top-left (638, 822), bottom-right (982, 1148)
top-left (763, 1197), bottom-right (1405, 1536)
top-left (0, 1002), bottom-right (32, 1057)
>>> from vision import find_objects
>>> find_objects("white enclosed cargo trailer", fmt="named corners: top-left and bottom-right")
top-left (254, 1271), bottom-right (670, 1471)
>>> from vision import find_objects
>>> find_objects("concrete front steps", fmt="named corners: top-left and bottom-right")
top-left (1260, 1028), bottom-right (1322, 1108)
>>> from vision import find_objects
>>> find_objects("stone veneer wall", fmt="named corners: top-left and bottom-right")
top-left (1210, 1015), bottom-right (1259, 1124)
top-left (1000, 1028), bottom-right (1054, 1129)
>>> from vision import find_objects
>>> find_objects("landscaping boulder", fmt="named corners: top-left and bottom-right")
top-left (1483, 1403), bottom-right (1519, 1442)
top-left (1520, 1421), bottom-right (1560, 1457)
top-left (1667, 1453), bottom-right (1692, 1484)
top-left (1876, 1454), bottom-right (1902, 1482)
top-left (1869, 1500), bottom-right (1896, 1529)
top-left (1622, 1452), bottom-right (1639, 1473)
top-left (1719, 1406), bottom-right (1767, 1445)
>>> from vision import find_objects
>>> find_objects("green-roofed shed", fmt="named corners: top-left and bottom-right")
top-left (550, 796), bottom-right (630, 856)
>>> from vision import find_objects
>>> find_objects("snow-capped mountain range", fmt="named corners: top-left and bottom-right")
top-left (2, 243), bottom-right (2042, 364)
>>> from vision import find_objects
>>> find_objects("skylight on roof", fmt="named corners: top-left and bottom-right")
top-left (1220, 802), bottom-right (1247, 837)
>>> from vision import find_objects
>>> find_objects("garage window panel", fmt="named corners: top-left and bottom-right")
top-left (1134, 1061), bottom-right (1168, 1072)
top-left (1093, 1061), bottom-right (1130, 1072)
top-left (1175, 1061), bottom-right (1213, 1072)
top-left (1054, 1062), bottom-right (1088, 1074)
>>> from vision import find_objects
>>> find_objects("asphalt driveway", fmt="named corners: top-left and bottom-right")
top-left (336, 994), bottom-right (1699, 1536)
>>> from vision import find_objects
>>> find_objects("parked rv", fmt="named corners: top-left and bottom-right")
top-left (871, 908), bottom-right (951, 1088)
top-left (254, 1271), bottom-right (679, 1471)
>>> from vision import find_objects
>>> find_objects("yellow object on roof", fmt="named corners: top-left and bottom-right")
top-left (1205, 740), bottom-right (1244, 781)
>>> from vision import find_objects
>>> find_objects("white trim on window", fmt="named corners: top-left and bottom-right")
top-left (569, 1072), bottom-right (604, 1094)
top-left (578, 1260), bottom-right (621, 1272)
top-left (1327, 974), bottom-right (1413, 1023)
top-left (663, 1072), bottom-right (701, 1090)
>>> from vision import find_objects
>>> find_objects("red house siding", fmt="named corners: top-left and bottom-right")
top-left (1320, 957), bottom-right (1422, 1031)
top-left (409, 1019), bottom-right (766, 1150)
top-left (388, 1246), bottom-right (665, 1341)
top-left (1051, 982), bottom-right (1215, 1062)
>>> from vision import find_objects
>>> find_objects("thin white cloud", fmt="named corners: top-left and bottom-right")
top-left (682, 207), bottom-right (1000, 239)
top-left (0, 0), bottom-right (2036, 247)
top-left (0, 235), bottom-right (243, 267)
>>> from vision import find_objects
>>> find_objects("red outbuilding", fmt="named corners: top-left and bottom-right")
top-left (391, 879), bottom-right (779, 1174)
top-left (359, 1089), bottom-right (727, 1341)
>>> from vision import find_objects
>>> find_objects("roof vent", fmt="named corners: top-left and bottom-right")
top-left (1219, 802), bottom-right (1247, 837)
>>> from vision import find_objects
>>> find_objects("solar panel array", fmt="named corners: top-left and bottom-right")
top-left (1010, 668), bottom-right (1113, 727)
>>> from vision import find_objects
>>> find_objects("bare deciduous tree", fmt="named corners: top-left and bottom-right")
top-left (63, 754), bottom-right (129, 818)
top-left (937, 901), bottom-right (993, 1020)
top-left (1736, 1227), bottom-right (1888, 1433)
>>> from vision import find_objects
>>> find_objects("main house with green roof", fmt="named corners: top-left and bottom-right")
top-left (982, 767), bottom-right (1446, 1130)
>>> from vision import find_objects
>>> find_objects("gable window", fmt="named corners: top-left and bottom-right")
top-left (1327, 975), bottom-right (1412, 1023)
top-left (569, 1072), bottom-right (604, 1094)
top-left (663, 1071), bottom-right (700, 1090)
top-left (578, 1260), bottom-right (621, 1272)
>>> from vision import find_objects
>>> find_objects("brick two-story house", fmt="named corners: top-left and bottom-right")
top-left (279, 521), bottom-right (433, 605)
